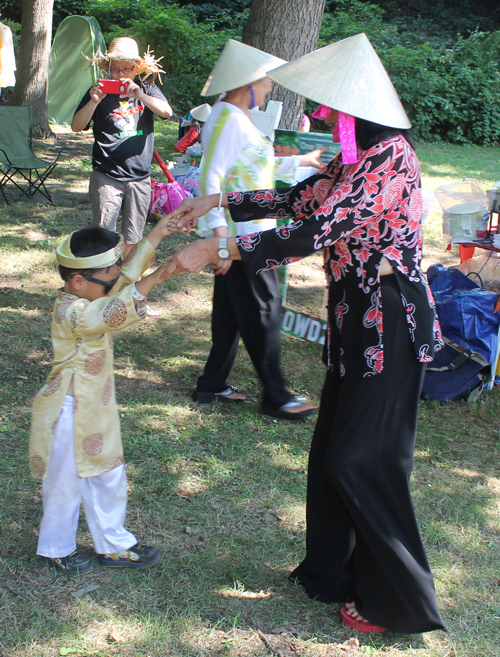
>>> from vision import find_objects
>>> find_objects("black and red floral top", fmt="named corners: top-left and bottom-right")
top-left (231, 135), bottom-right (443, 378)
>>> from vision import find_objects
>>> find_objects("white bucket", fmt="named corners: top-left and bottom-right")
top-left (442, 202), bottom-right (487, 241)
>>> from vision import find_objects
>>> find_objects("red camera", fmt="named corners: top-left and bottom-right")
top-left (98, 79), bottom-right (129, 94)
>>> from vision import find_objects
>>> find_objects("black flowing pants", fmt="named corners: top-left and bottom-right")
top-left (292, 276), bottom-right (445, 634)
top-left (196, 261), bottom-right (291, 409)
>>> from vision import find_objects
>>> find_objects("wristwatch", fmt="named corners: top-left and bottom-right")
top-left (217, 237), bottom-right (230, 260)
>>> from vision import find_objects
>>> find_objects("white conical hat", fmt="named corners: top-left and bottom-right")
top-left (269, 33), bottom-right (410, 129)
top-left (190, 103), bottom-right (212, 122)
top-left (201, 39), bottom-right (286, 97)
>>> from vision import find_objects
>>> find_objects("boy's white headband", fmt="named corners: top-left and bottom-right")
top-left (56, 233), bottom-right (125, 269)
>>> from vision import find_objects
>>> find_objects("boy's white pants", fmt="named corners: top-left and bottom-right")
top-left (37, 395), bottom-right (137, 558)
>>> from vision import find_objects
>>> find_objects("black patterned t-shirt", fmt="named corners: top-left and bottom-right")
top-left (75, 80), bottom-right (167, 182)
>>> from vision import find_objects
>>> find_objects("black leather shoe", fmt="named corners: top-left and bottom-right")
top-left (98, 543), bottom-right (161, 569)
top-left (43, 549), bottom-right (94, 576)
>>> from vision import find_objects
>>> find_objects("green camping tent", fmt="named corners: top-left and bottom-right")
top-left (48, 16), bottom-right (106, 127)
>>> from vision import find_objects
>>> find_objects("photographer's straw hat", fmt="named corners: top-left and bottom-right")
top-left (56, 233), bottom-right (125, 269)
top-left (87, 37), bottom-right (165, 83)
top-left (190, 103), bottom-right (212, 122)
top-left (105, 37), bottom-right (142, 62)
top-left (201, 39), bottom-right (285, 97)
top-left (269, 33), bottom-right (411, 129)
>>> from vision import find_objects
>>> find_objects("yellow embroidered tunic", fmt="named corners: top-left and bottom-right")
top-left (29, 238), bottom-right (155, 480)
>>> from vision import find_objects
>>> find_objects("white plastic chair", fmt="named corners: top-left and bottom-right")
top-left (249, 100), bottom-right (283, 142)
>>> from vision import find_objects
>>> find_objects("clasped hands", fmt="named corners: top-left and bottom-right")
top-left (160, 196), bottom-right (227, 278)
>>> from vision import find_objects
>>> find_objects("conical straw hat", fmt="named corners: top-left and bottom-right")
top-left (269, 33), bottom-right (410, 129)
top-left (201, 39), bottom-right (285, 97)
top-left (190, 103), bottom-right (212, 122)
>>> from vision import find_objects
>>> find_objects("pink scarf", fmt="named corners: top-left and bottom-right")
top-left (312, 104), bottom-right (358, 165)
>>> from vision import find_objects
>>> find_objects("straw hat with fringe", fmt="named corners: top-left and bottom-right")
top-left (86, 37), bottom-right (165, 83)
top-left (268, 33), bottom-right (411, 129)
top-left (201, 39), bottom-right (285, 97)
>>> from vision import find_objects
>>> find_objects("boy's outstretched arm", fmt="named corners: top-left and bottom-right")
top-left (145, 215), bottom-right (177, 250)
top-left (133, 260), bottom-right (173, 303)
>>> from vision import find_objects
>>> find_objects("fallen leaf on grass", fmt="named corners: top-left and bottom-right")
top-left (278, 626), bottom-right (307, 639)
top-left (176, 489), bottom-right (199, 499)
top-left (70, 584), bottom-right (100, 598)
top-left (339, 637), bottom-right (360, 650)
top-left (31, 496), bottom-right (40, 503)
top-left (107, 629), bottom-right (126, 643)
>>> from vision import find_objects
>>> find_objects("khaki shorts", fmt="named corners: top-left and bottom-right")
top-left (89, 170), bottom-right (151, 244)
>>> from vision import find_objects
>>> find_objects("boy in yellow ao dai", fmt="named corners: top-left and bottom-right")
top-left (29, 220), bottom-right (173, 575)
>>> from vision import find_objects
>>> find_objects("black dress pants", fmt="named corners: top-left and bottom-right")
top-left (196, 260), bottom-right (291, 409)
top-left (291, 276), bottom-right (445, 633)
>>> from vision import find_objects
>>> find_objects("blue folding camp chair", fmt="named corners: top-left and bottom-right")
top-left (0, 106), bottom-right (64, 204)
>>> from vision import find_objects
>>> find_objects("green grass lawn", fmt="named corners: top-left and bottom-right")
top-left (0, 121), bottom-right (499, 657)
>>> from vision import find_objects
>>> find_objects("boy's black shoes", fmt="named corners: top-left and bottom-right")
top-left (44, 549), bottom-right (94, 576)
top-left (41, 544), bottom-right (160, 573)
top-left (97, 543), bottom-right (161, 569)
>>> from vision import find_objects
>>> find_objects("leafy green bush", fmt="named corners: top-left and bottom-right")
top-left (319, 1), bottom-right (500, 144)
top-left (85, 0), bottom-right (160, 35)
top-left (80, 0), bottom-right (236, 114)
top-left (45, 0), bottom-right (500, 142)
top-left (175, 0), bottom-right (250, 28)
top-left (53, 0), bottom-right (89, 28)
top-left (385, 32), bottom-right (500, 144)
top-left (126, 5), bottom-right (231, 114)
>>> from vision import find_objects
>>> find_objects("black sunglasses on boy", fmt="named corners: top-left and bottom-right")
top-left (67, 274), bottom-right (119, 295)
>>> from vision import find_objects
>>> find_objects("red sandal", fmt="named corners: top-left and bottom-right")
top-left (340, 606), bottom-right (386, 633)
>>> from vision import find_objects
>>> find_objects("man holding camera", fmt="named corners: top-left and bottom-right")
top-left (72, 37), bottom-right (172, 278)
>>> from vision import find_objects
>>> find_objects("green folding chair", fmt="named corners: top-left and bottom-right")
top-left (0, 106), bottom-right (65, 204)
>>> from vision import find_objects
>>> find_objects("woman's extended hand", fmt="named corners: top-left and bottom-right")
top-left (301, 148), bottom-right (327, 169)
top-left (165, 194), bottom-right (224, 232)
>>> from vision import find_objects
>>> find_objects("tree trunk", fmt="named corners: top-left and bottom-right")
top-left (12, 0), bottom-right (55, 138)
top-left (242, 0), bottom-right (326, 130)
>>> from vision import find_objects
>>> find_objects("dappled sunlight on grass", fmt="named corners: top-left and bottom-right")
top-left (218, 587), bottom-right (275, 598)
